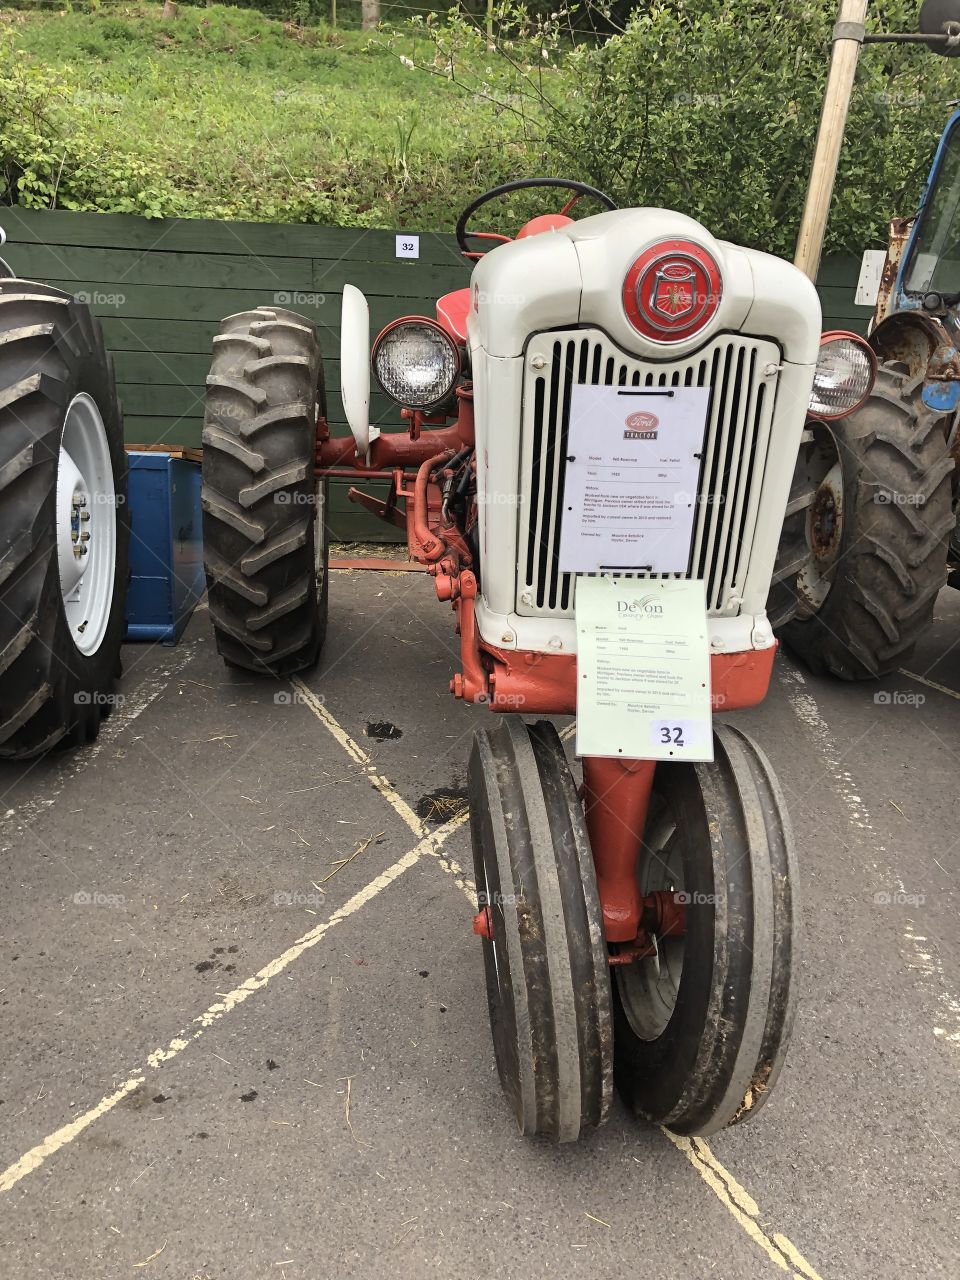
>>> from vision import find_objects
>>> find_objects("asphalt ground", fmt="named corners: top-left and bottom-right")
top-left (0, 569), bottom-right (958, 1280)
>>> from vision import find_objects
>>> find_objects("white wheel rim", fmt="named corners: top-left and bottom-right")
top-left (56, 393), bottom-right (117, 656)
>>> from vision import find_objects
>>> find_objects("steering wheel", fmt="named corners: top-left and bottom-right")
top-left (455, 178), bottom-right (618, 259)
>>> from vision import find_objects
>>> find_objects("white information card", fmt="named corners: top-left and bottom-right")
top-left (558, 384), bottom-right (709, 574)
top-left (574, 576), bottom-right (713, 761)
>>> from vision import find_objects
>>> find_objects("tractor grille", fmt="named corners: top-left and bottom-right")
top-left (517, 329), bottom-right (782, 618)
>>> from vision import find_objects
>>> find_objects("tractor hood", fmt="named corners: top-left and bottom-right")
top-left (467, 207), bottom-right (821, 365)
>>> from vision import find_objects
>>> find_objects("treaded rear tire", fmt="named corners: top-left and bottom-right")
top-left (0, 282), bottom-right (129, 759)
top-left (780, 363), bottom-right (953, 679)
top-left (202, 306), bottom-right (328, 676)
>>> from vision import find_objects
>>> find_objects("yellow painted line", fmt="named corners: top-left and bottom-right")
top-left (663, 1132), bottom-right (823, 1279)
top-left (0, 1076), bottom-right (145, 1194)
top-left (0, 815), bottom-right (466, 1196)
top-left (898, 668), bottom-right (960, 703)
top-left (290, 677), bottom-right (426, 838)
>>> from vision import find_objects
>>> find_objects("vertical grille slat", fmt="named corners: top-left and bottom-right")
top-left (518, 329), bottom-right (782, 619)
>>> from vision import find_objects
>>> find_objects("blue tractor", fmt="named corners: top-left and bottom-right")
top-left (774, 107), bottom-right (960, 678)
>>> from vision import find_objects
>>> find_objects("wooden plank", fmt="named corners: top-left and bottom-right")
top-left (115, 380), bottom-right (402, 430)
top-left (5, 242), bottom-right (466, 298)
top-left (0, 208), bottom-right (463, 266)
top-left (36, 279), bottom-right (448, 326)
top-left (112, 349), bottom-right (352, 386)
top-left (125, 443), bottom-right (202, 463)
top-left (816, 254), bottom-right (865, 286)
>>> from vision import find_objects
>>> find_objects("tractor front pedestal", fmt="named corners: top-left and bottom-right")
top-left (581, 756), bottom-right (656, 944)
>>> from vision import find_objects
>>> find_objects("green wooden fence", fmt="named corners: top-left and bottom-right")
top-left (0, 208), bottom-right (873, 540)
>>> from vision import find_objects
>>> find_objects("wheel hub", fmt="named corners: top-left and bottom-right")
top-left (55, 393), bottom-right (117, 656)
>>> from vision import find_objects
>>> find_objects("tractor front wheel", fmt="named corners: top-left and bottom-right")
top-left (613, 725), bottom-right (798, 1135)
top-left (201, 306), bottom-right (328, 676)
top-left (468, 718), bottom-right (613, 1142)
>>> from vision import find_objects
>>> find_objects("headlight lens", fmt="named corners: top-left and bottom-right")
top-left (372, 319), bottom-right (460, 409)
top-left (809, 333), bottom-right (876, 419)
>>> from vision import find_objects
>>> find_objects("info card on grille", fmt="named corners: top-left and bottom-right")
top-left (574, 576), bottom-right (713, 761)
top-left (557, 385), bottom-right (709, 573)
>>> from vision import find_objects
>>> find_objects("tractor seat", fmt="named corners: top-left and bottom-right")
top-left (436, 288), bottom-right (471, 343)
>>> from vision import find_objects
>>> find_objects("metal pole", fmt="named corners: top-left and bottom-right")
top-left (793, 0), bottom-right (868, 281)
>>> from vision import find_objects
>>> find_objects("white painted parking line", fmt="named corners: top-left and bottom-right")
top-left (0, 812), bottom-right (468, 1195)
top-left (781, 663), bottom-right (960, 1047)
top-left (290, 676), bottom-right (426, 838)
top-left (0, 642), bottom-right (198, 845)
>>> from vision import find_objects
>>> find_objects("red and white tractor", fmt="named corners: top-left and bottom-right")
top-left (199, 178), bottom-right (832, 1141)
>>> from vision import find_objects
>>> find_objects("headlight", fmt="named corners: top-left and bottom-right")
top-left (372, 318), bottom-right (460, 409)
top-left (809, 331), bottom-right (876, 419)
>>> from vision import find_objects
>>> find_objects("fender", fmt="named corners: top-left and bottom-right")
top-left (870, 310), bottom-right (960, 421)
top-left (340, 284), bottom-right (378, 460)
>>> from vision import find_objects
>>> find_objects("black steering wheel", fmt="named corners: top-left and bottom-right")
top-left (455, 177), bottom-right (618, 258)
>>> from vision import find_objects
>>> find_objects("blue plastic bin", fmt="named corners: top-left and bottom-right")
top-left (125, 451), bottom-right (205, 644)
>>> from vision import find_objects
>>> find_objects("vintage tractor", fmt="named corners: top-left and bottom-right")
top-left (769, 0), bottom-right (960, 678)
top-left (199, 178), bottom-right (835, 1139)
top-left (0, 226), bottom-right (130, 759)
top-left (770, 110), bottom-right (960, 678)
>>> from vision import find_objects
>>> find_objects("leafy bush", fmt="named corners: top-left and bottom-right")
top-left (409, 0), bottom-right (960, 255)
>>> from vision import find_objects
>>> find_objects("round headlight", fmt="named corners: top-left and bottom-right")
top-left (372, 319), bottom-right (460, 409)
top-left (809, 332), bottom-right (876, 419)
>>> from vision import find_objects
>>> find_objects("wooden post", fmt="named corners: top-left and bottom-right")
top-left (361, 0), bottom-right (379, 31)
top-left (793, 0), bottom-right (868, 281)
top-left (331, 0), bottom-right (336, 28)
top-left (487, 0), bottom-right (494, 49)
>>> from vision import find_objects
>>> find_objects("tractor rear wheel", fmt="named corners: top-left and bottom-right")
top-left (468, 718), bottom-right (613, 1142)
top-left (201, 306), bottom-right (328, 676)
top-left (613, 724), bottom-right (798, 1135)
top-left (0, 283), bottom-right (129, 759)
top-left (771, 362), bottom-right (953, 679)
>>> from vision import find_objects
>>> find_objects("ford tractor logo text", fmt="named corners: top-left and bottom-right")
top-left (624, 410), bottom-right (659, 439)
top-left (623, 238), bottom-right (722, 343)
